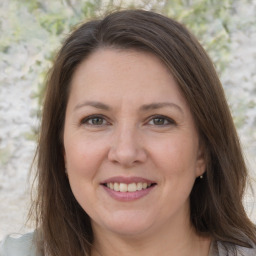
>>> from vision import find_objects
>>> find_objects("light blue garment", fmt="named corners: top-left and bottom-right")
top-left (0, 232), bottom-right (42, 256)
top-left (216, 240), bottom-right (256, 256)
top-left (209, 240), bottom-right (256, 256)
top-left (1, 231), bottom-right (256, 256)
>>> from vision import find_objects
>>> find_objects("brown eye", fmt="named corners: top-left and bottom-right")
top-left (152, 118), bottom-right (166, 125)
top-left (81, 115), bottom-right (108, 126)
top-left (90, 117), bottom-right (104, 125)
top-left (148, 115), bottom-right (175, 126)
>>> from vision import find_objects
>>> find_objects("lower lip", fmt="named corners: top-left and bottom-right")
top-left (102, 185), bottom-right (156, 201)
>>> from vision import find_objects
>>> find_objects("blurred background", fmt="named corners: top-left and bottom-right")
top-left (0, 0), bottom-right (255, 240)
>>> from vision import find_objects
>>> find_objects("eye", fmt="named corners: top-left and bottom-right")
top-left (147, 115), bottom-right (175, 126)
top-left (81, 115), bottom-right (109, 126)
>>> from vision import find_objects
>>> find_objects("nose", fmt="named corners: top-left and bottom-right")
top-left (108, 124), bottom-right (147, 167)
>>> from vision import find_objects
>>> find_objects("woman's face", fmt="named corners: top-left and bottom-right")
top-left (63, 49), bottom-right (205, 238)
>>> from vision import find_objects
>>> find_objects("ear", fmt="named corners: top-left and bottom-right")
top-left (195, 142), bottom-right (206, 177)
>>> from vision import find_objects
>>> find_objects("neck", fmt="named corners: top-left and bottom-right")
top-left (91, 216), bottom-right (211, 256)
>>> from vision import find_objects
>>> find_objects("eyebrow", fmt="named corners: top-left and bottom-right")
top-left (74, 101), bottom-right (183, 114)
top-left (140, 102), bottom-right (183, 114)
top-left (74, 101), bottom-right (111, 111)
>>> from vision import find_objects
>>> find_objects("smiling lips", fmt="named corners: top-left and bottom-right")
top-left (105, 182), bottom-right (153, 192)
top-left (101, 177), bottom-right (156, 201)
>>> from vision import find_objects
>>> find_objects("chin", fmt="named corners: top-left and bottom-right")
top-left (93, 211), bottom-right (156, 237)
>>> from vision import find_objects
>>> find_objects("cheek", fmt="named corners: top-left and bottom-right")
top-left (64, 138), bottom-right (100, 209)
top-left (64, 136), bottom-right (104, 177)
top-left (149, 135), bottom-right (199, 177)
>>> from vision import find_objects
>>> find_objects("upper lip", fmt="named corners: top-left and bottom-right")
top-left (101, 176), bottom-right (156, 184)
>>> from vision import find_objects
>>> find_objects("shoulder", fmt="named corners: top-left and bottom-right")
top-left (0, 231), bottom-right (43, 256)
top-left (217, 240), bottom-right (256, 256)
top-left (235, 243), bottom-right (256, 256)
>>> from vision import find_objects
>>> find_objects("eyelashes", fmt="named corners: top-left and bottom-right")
top-left (80, 114), bottom-right (176, 127)
top-left (81, 115), bottom-right (109, 126)
top-left (147, 115), bottom-right (176, 126)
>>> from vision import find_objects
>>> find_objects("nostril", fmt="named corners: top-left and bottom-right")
top-left (108, 141), bottom-right (147, 167)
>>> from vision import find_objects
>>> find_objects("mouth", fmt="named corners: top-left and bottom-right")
top-left (103, 182), bottom-right (156, 192)
top-left (101, 177), bottom-right (157, 201)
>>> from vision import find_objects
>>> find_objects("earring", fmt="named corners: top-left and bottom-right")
top-left (199, 175), bottom-right (203, 179)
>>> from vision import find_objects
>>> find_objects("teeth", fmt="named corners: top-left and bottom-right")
top-left (114, 183), bottom-right (120, 191)
top-left (120, 183), bottom-right (127, 192)
top-left (106, 182), bottom-right (153, 192)
top-left (128, 183), bottom-right (136, 192)
top-left (137, 182), bottom-right (142, 191)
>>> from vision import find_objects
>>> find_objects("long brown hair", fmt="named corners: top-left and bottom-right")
top-left (31, 9), bottom-right (256, 256)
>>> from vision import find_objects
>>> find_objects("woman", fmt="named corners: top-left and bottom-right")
top-left (0, 9), bottom-right (255, 256)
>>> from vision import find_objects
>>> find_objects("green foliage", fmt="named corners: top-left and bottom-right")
top-left (2, 0), bottom-right (254, 142)
top-left (1, 0), bottom-right (232, 90)
top-left (162, 0), bottom-right (231, 72)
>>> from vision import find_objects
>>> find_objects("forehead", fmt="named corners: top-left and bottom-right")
top-left (67, 48), bottom-right (190, 112)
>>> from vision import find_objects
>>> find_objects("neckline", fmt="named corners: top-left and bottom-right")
top-left (208, 240), bottom-right (218, 256)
